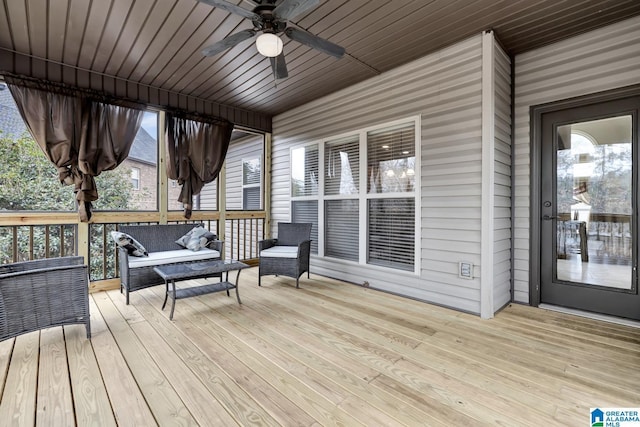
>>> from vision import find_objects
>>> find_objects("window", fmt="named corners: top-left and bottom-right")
top-left (131, 167), bottom-right (140, 190)
top-left (242, 158), bottom-right (262, 210)
top-left (324, 135), bottom-right (360, 261)
top-left (290, 118), bottom-right (419, 272)
top-left (366, 122), bottom-right (416, 271)
top-left (291, 144), bottom-right (319, 254)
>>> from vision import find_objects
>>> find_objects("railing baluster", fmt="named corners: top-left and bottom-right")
top-left (12, 226), bottom-right (17, 263)
top-left (248, 219), bottom-right (252, 259)
top-left (102, 224), bottom-right (108, 280)
top-left (61, 225), bottom-right (66, 257)
top-left (242, 218), bottom-right (247, 260)
top-left (29, 226), bottom-right (34, 260)
top-left (44, 225), bottom-right (50, 258)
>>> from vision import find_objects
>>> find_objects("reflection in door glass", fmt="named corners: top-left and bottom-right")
top-left (555, 115), bottom-right (632, 289)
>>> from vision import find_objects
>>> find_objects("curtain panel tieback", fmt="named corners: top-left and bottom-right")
top-left (165, 113), bottom-right (234, 219)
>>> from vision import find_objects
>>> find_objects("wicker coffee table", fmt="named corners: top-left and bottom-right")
top-left (153, 259), bottom-right (248, 320)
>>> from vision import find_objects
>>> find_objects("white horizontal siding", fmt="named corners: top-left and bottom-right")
top-left (225, 135), bottom-right (263, 210)
top-left (513, 15), bottom-right (640, 303)
top-left (273, 34), bottom-right (487, 314)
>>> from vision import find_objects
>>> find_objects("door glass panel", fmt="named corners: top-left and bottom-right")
top-left (555, 115), bottom-right (633, 289)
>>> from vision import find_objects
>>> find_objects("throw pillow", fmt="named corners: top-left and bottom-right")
top-left (175, 226), bottom-right (205, 248)
top-left (176, 226), bottom-right (218, 251)
top-left (186, 231), bottom-right (218, 252)
top-left (110, 231), bottom-right (148, 257)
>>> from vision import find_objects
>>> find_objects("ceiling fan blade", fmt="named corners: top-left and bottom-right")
top-left (196, 0), bottom-right (261, 21)
top-left (285, 27), bottom-right (345, 58)
top-left (270, 53), bottom-right (289, 79)
top-left (202, 29), bottom-right (256, 56)
top-left (273, 0), bottom-right (319, 21)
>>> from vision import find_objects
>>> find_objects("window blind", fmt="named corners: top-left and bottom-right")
top-left (367, 122), bottom-right (416, 194)
top-left (325, 199), bottom-right (359, 261)
top-left (368, 198), bottom-right (415, 271)
top-left (291, 145), bottom-right (319, 197)
top-left (243, 187), bottom-right (261, 210)
top-left (292, 200), bottom-right (318, 254)
top-left (324, 135), bottom-right (359, 196)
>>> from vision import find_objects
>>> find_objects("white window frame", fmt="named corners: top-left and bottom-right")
top-left (290, 116), bottom-right (421, 274)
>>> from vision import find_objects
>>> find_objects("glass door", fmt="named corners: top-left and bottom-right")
top-left (540, 97), bottom-right (640, 320)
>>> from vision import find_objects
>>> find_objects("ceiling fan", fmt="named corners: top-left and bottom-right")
top-left (198, 0), bottom-right (345, 79)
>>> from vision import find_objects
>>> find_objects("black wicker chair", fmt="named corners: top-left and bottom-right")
top-left (258, 222), bottom-right (312, 288)
top-left (0, 256), bottom-right (90, 340)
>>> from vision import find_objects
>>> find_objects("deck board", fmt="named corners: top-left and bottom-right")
top-left (0, 332), bottom-right (39, 426)
top-left (0, 266), bottom-right (638, 426)
top-left (93, 291), bottom-right (198, 427)
top-left (89, 297), bottom-right (158, 427)
top-left (36, 327), bottom-right (74, 427)
top-left (65, 324), bottom-right (117, 427)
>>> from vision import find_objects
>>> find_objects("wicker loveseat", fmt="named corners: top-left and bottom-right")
top-left (117, 223), bottom-right (222, 304)
top-left (258, 222), bottom-right (312, 288)
top-left (0, 256), bottom-right (90, 340)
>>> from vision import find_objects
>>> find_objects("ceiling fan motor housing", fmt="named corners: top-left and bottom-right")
top-left (252, 4), bottom-right (287, 33)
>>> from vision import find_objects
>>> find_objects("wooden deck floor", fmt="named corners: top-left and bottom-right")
top-left (0, 267), bottom-right (638, 426)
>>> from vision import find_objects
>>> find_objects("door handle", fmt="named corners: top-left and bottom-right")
top-left (542, 215), bottom-right (557, 220)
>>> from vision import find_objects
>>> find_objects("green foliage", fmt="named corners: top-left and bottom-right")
top-left (0, 133), bottom-right (75, 210)
top-left (556, 144), bottom-right (632, 215)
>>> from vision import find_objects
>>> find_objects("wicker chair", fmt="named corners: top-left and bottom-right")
top-left (258, 222), bottom-right (312, 288)
top-left (0, 256), bottom-right (90, 340)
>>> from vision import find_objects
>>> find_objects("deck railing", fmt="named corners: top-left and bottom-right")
top-left (0, 211), bottom-right (267, 289)
top-left (557, 212), bottom-right (632, 264)
top-left (0, 223), bottom-right (77, 264)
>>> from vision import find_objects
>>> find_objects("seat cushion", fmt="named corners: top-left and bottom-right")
top-left (260, 246), bottom-right (299, 259)
top-left (128, 248), bottom-right (220, 268)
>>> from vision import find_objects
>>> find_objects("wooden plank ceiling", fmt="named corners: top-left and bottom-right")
top-left (1, 0), bottom-right (639, 117)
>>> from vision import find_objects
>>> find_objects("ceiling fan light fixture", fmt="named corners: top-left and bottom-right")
top-left (255, 33), bottom-right (283, 57)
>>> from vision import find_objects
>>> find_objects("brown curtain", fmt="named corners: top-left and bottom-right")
top-left (5, 76), bottom-right (144, 221)
top-left (165, 113), bottom-right (233, 218)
